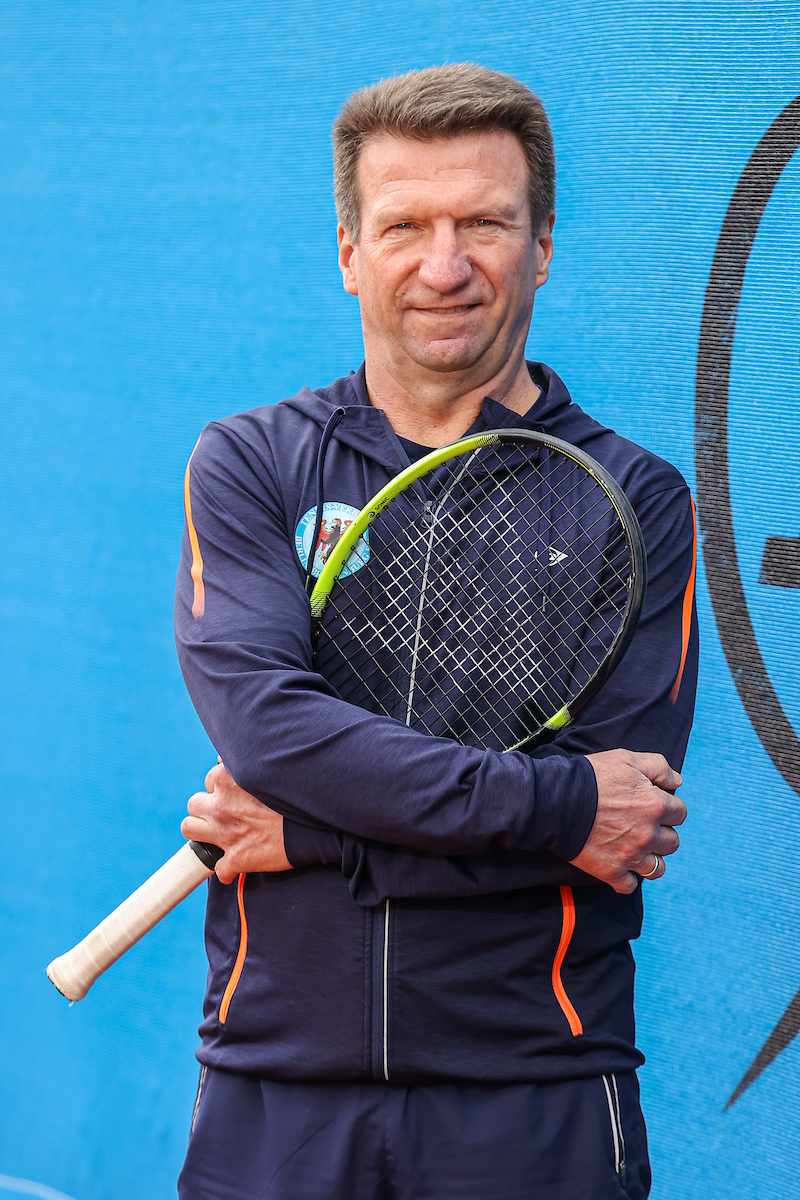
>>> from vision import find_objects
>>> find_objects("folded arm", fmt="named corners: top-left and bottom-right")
top-left (176, 422), bottom-right (598, 862)
top-left (177, 424), bottom-right (696, 901)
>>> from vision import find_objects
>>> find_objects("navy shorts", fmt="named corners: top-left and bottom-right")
top-left (178, 1067), bottom-right (650, 1200)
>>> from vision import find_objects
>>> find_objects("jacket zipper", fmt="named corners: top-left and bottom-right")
top-left (382, 898), bottom-right (390, 1080)
top-left (369, 901), bottom-right (388, 1079)
top-left (190, 1064), bottom-right (208, 1135)
top-left (602, 1073), bottom-right (626, 1179)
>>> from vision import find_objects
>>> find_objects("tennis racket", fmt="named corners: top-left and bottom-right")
top-left (46, 427), bottom-right (646, 1002)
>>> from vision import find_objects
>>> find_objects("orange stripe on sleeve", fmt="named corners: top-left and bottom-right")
top-left (183, 435), bottom-right (205, 620)
top-left (669, 496), bottom-right (697, 704)
top-left (552, 885), bottom-right (583, 1036)
top-left (219, 873), bottom-right (248, 1025)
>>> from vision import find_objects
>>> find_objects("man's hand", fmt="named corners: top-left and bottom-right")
top-left (181, 763), bottom-right (293, 885)
top-left (571, 749), bottom-right (686, 894)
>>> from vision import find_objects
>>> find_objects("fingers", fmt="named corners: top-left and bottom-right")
top-left (575, 748), bottom-right (688, 892)
top-left (204, 761), bottom-right (231, 792)
top-left (181, 811), bottom-right (236, 881)
top-left (659, 792), bottom-right (687, 827)
top-left (181, 812), bottom-right (215, 843)
top-left (186, 788), bottom-right (212, 820)
top-left (633, 824), bottom-right (679, 883)
top-left (653, 824), bottom-right (680, 857)
top-left (609, 853), bottom-right (667, 894)
top-left (629, 751), bottom-right (682, 793)
top-left (637, 853), bottom-right (666, 881)
top-left (184, 768), bottom-right (293, 880)
top-left (215, 857), bottom-right (238, 886)
top-left (636, 757), bottom-right (687, 828)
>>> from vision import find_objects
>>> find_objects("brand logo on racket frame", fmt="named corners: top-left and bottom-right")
top-left (296, 502), bottom-right (370, 580)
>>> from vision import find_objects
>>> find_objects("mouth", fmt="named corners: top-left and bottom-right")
top-left (411, 303), bottom-right (481, 316)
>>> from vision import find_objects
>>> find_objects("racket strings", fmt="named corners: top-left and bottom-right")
top-left (319, 534), bottom-right (621, 733)
top-left (313, 442), bottom-right (634, 750)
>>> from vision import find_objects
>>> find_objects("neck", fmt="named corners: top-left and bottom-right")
top-left (364, 353), bottom-right (540, 447)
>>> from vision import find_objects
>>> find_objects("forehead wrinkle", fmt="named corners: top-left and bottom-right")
top-left (356, 132), bottom-right (529, 217)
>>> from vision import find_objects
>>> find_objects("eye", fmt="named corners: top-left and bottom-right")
top-left (392, 222), bottom-right (414, 230)
top-left (475, 219), bottom-right (497, 227)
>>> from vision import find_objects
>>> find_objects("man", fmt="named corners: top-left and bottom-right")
top-left (176, 64), bottom-right (697, 1200)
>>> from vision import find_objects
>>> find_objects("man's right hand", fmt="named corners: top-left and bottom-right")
top-left (570, 750), bottom-right (686, 894)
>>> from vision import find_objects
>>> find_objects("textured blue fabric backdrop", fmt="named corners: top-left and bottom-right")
top-left (2, 4), bottom-right (799, 1197)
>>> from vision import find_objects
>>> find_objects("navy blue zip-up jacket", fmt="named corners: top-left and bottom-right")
top-left (175, 362), bottom-right (698, 1084)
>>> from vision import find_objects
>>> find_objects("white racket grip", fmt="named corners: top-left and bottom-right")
top-left (46, 841), bottom-right (214, 1002)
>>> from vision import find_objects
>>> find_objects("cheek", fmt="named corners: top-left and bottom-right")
top-left (358, 262), bottom-right (407, 316)
top-left (495, 259), bottom-right (538, 311)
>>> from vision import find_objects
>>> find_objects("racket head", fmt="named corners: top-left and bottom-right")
top-left (310, 428), bottom-right (646, 753)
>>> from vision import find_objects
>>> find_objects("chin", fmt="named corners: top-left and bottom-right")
top-left (407, 337), bottom-right (492, 374)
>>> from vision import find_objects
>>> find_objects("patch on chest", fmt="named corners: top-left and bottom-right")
top-left (296, 502), bottom-right (370, 580)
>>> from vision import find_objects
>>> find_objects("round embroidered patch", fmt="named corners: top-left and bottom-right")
top-left (295, 502), bottom-right (369, 580)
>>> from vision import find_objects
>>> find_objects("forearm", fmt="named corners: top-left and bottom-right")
top-left (177, 427), bottom-right (696, 878)
top-left (283, 818), bottom-right (596, 906)
top-left (178, 650), bottom-right (597, 860)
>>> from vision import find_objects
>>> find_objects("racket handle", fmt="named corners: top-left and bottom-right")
top-left (46, 841), bottom-right (220, 1002)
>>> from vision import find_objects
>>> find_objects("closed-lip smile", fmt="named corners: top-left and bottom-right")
top-left (412, 304), bottom-right (480, 315)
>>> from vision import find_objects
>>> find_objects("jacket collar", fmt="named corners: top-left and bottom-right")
top-left (280, 361), bottom-right (577, 469)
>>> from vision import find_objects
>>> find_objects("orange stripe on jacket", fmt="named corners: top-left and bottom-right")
top-left (552, 885), bottom-right (583, 1036)
top-left (219, 873), bottom-right (248, 1024)
top-left (669, 496), bottom-right (697, 704)
top-left (183, 435), bottom-right (205, 620)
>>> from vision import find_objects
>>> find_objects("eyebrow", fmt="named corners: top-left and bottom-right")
top-left (375, 201), bottom-right (522, 225)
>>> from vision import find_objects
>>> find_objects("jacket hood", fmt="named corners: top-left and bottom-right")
top-left (279, 362), bottom-right (604, 469)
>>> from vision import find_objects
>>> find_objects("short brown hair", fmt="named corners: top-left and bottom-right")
top-left (332, 64), bottom-right (555, 240)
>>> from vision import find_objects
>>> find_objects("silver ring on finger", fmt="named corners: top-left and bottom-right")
top-left (641, 854), bottom-right (662, 879)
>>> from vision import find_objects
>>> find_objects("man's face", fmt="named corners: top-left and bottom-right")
top-left (338, 131), bottom-right (553, 383)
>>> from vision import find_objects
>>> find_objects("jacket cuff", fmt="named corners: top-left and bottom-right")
top-left (529, 751), bottom-right (598, 860)
top-left (283, 819), bottom-right (343, 868)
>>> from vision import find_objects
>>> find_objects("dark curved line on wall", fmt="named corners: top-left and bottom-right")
top-left (695, 93), bottom-right (800, 798)
top-left (695, 94), bottom-right (800, 1108)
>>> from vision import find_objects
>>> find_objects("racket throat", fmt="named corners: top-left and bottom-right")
top-left (507, 703), bottom-right (574, 754)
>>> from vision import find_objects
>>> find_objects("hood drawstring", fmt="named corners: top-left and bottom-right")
top-left (305, 407), bottom-right (347, 596)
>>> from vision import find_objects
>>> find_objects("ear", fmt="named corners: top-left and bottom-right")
top-left (338, 225), bottom-right (359, 296)
top-left (534, 212), bottom-right (555, 291)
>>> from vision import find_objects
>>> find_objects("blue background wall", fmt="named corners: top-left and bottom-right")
top-left (2, 3), bottom-right (799, 1197)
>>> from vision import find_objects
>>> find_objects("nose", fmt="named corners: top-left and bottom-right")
top-left (416, 224), bottom-right (472, 293)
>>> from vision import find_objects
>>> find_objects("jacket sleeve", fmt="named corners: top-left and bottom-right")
top-left (175, 421), bottom-right (598, 863)
top-left (282, 797), bottom-right (598, 906)
top-left (282, 481), bottom-right (698, 905)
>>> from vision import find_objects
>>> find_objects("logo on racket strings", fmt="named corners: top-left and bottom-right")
top-left (296, 502), bottom-right (369, 579)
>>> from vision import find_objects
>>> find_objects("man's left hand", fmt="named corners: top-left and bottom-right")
top-left (181, 763), bottom-right (292, 885)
